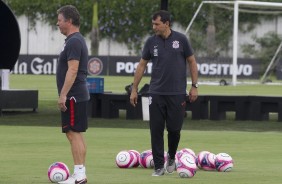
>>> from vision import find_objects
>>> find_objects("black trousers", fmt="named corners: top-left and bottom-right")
top-left (149, 94), bottom-right (186, 170)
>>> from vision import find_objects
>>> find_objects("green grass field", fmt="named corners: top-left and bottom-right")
top-left (0, 126), bottom-right (281, 184)
top-left (1, 74), bottom-right (282, 183)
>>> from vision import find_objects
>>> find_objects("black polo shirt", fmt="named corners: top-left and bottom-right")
top-left (142, 30), bottom-right (194, 95)
top-left (56, 32), bottom-right (90, 102)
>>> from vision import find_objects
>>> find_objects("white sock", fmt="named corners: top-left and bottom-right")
top-left (74, 165), bottom-right (86, 176)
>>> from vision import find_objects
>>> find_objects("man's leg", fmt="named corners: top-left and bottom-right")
top-left (149, 95), bottom-right (166, 176)
top-left (59, 131), bottom-right (87, 184)
top-left (165, 95), bottom-right (186, 173)
top-left (59, 100), bottom-right (88, 184)
top-left (66, 131), bottom-right (86, 165)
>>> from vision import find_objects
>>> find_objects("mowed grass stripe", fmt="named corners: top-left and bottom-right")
top-left (9, 74), bottom-right (282, 96)
top-left (0, 126), bottom-right (281, 184)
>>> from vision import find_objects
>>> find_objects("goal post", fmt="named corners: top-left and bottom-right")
top-left (261, 41), bottom-right (282, 83)
top-left (185, 1), bottom-right (282, 86)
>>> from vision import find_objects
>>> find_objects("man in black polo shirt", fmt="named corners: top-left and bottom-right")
top-left (130, 10), bottom-right (198, 176)
top-left (56, 5), bottom-right (89, 184)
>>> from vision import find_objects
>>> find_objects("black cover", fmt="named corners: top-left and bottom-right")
top-left (0, 1), bottom-right (21, 70)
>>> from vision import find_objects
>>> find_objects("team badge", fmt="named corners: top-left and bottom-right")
top-left (153, 45), bottom-right (158, 56)
top-left (172, 40), bottom-right (179, 49)
top-left (87, 57), bottom-right (103, 75)
top-left (148, 96), bottom-right (152, 105)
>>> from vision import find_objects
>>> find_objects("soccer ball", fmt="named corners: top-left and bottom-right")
top-left (177, 148), bottom-right (197, 166)
top-left (175, 151), bottom-right (190, 170)
top-left (176, 153), bottom-right (197, 178)
top-left (47, 162), bottom-right (70, 183)
top-left (215, 153), bottom-right (234, 172)
top-left (201, 152), bottom-right (216, 171)
top-left (196, 151), bottom-right (210, 169)
top-left (128, 150), bottom-right (140, 167)
top-left (139, 150), bottom-right (154, 168)
top-left (175, 150), bottom-right (193, 166)
top-left (175, 150), bottom-right (183, 166)
top-left (116, 150), bottom-right (136, 168)
top-left (181, 148), bottom-right (197, 159)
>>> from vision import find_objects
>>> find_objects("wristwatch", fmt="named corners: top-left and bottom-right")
top-left (192, 83), bottom-right (198, 88)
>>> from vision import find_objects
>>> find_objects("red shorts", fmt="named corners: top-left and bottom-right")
top-left (61, 97), bottom-right (88, 133)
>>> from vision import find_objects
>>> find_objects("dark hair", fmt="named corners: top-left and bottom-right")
top-left (57, 5), bottom-right (80, 27)
top-left (152, 10), bottom-right (172, 26)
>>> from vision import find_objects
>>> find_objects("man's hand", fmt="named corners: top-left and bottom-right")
top-left (188, 87), bottom-right (198, 103)
top-left (58, 95), bottom-right (67, 112)
top-left (130, 90), bottom-right (138, 107)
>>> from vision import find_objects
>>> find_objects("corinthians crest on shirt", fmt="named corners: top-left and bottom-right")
top-left (153, 45), bottom-right (158, 56)
top-left (172, 40), bottom-right (179, 49)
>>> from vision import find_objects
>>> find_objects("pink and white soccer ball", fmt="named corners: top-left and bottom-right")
top-left (178, 148), bottom-right (197, 165)
top-left (176, 153), bottom-right (197, 178)
top-left (215, 153), bottom-right (234, 172)
top-left (175, 150), bottom-right (183, 166)
top-left (47, 162), bottom-right (70, 183)
top-left (175, 150), bottom-right (193, 166)
top-left (116, 150), bottom-right (136, 168)
top-left (201, 152), bottom-right (216, 171)
top-left (197, 151), bottom-right (210, 169)
top-left (128, 150), bottom-right (140, 167)
top-left (139, 150), bottom-right (154, 168)
top-left (181, 148), bottom-right (197, 159)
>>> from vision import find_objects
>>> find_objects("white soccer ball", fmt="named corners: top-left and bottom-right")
top-left (177, 153), bottom-right (197, 178)
top-left (215, 152), bottom-right (234, 172)
top-left (139, 150), bottom-right (154, 168)
top-left (196, 151), bottom-right (210, 169)
top-left (47, 162), bottom-right (70, 183)
top-left (116, 150), bottom-right (135, 168)
top-left (128, 150), bottom-right (140, 167)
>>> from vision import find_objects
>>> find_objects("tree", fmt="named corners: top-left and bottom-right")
top-left (3, 0), bottom-right (201, 55)
top-left (4, 0), bottom-right (95, 53)
top-left (97, 0), bottom-right (159, 55)
top-left (4, 0), bottom-right (282, 57)
top-left (241, 32), bottom-right (282, 73)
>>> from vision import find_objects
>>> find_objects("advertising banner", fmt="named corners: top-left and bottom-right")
top-left (196, 57), bottom-right (261, 79)
top-left (13, 55), bottom-right (261, 79)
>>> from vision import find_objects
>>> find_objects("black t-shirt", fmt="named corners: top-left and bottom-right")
top-left (142, 30), bottom-right (194, 95)
top-left (56, 32), bottom-right (90, 102)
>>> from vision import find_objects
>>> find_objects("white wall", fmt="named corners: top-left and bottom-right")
top-left (17, 15), bottom-right (282, 57)
top-left (17, 16), bottom-right (190, 56)
top-left (18, 16), bottom-right (65, 55)
top-left (18, 15), bottom-right (131, 56)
